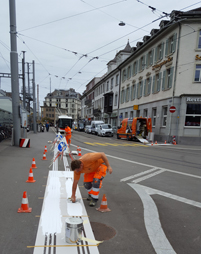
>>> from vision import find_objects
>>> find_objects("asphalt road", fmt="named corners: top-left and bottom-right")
top-left (0, 128), bottom-right (201, 254)
top-left (72, 130), bottom-right (201, 254)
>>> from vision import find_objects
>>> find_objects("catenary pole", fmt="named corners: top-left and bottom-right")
top-left (32, 60), bottom-right (37, 133)
top-left (9, 0), bottom-right (21, 146)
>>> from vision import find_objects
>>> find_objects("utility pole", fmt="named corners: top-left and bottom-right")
top-left (9, 0), bottom-right (21, 146)
top-left (32, 60), bottom-right (37, 133)
top-left (22, 51), bottom-right (26, 109)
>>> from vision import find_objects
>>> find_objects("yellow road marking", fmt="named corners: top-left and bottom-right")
top-left (94, 143), bottom-right (107, 146)
top-left (84, 142), bottom-right (96, 146)
top-left (104, 143), bottom-right (119, 146)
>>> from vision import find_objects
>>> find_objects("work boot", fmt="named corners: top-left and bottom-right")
top-left (89, 199), bottom-right (97, 207)
top-left (87, 194), bottom-right (92, 201)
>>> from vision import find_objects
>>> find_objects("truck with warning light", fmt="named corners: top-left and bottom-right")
top-left (117, 117), bottom-right (152, 143)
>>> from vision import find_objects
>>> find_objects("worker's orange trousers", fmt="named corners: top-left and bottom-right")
top-left (83, 164), bottom-right (107, 201)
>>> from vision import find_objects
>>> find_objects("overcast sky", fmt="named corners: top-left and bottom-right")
top-left (1, 0), bottom-right (201, 107)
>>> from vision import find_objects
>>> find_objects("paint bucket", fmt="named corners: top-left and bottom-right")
top-left (65, 217), bottom-right (83, 244)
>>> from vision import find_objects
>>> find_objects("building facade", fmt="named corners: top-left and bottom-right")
top-left (41, 88), bottom-right (81, 124)
top-left (80, 8), bottom-right (201, 145)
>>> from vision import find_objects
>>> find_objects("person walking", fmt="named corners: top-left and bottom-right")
top-left (46, 122), bottom-right (49, 132)
top-left (65, 125), bottom-right (71, 145)
top-left (70, 152), bottom-right (113, 206)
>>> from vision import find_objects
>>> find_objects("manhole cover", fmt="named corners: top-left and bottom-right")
top-left (90, 222), bottom-right (116, 241)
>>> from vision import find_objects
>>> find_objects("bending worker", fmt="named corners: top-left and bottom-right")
top-left (65, 125), bottom-right (71, 145)
top-left (71, 152), bottom-right (113, 207)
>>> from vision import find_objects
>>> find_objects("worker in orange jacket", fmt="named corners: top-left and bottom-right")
top-left (65, 126), bottom-right (71, 145)
top-left (71, 152), bottom-right (113, 207)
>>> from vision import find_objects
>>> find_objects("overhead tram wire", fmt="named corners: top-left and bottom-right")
top-left (18, 1), bottom-right (127, 32)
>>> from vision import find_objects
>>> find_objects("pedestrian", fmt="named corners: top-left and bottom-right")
top-left (71, 152), bottom-right (113, 206)
top-left (65, 125), bottom-right (71, 145)
top-left (46, 122), bottom-right (49, 132)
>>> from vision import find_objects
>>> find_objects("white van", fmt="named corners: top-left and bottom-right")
top-left (91, 121), bottom-right (104, 135)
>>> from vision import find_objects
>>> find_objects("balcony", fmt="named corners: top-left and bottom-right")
top-left (104, 92), bottom-right (113, 114)
top-left (85, 99), bottom-right (92, 107)
top-left (93, 109), bottom-right (101, 117)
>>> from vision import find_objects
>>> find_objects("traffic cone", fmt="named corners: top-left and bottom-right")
top-left (42, 152), bottom-right (47, 160)
top-left (164, 140), bottom-right (166, 144)
top-left (151, 142), bottom-right (153, 146)
top-left (31, 158), bottom-right (37, 169)
top-left (18, 191), bottom-right (32, 213)
top-left (44, 146), bottom-right (48, 153)
top-left (78, 148), bottom-right (82, 157)
top-left (26, 167), bottom-right (36, 183)
top-left (96, 194), bottom-right (111, 213)
top-left (77, 146), bottom-right (79, 152)
top-left (174, 141), bottom-right (177, 145)
top-left (155, 141), bottom-right (157, 144)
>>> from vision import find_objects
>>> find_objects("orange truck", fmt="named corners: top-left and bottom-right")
top-left (117, 117), bottom-right (152, 142)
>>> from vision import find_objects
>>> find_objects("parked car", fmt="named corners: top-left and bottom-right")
top-left (97, 124), bottom-right (113, 137)
top-left (91, 121), bottom-right (104, 135)
top-left (78, 122), bottom-right (84, 131)
top-left (85, 125), bottom-right (92, 134)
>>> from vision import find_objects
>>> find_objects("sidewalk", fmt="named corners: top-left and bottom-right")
top-left (0, 130), bottom-right (56, 254)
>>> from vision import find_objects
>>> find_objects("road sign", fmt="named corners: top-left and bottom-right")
top-left (169, 106), bottom-right (176, 113)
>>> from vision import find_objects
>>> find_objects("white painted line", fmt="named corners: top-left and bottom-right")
top-left (33, 171), bottom-right (99, 254)
top-left (71, 144), bottom-right (201, 180)
top-left (120, 167), bottom-right (159, 182)
top-left (52, 143), bottom-right (58, 171)
top-left (140, 185), bottom-right (201, 209)
top-left (128, 183), bottom-right (176, 254)
top-left (132, 169), bottom-right (166, 183)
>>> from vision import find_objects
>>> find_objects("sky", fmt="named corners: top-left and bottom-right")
top-left (1, 0), bottom-right (201, 108)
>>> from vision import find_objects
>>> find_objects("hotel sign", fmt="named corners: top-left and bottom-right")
top-left (186, 97), bottom-right (201, 102)
top-left (152, 56), bottom-right (173, 70)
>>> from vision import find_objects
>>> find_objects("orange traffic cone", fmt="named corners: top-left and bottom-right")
top-left (44, 146), bottom-right (48, 153)
top-left (42, 152), bottom-right (47, 160)
top-left (96, 194), bottom-right (111, 213)
top-left (151, 142), bottom-right (153, 146)
top-left (78, 148), bottom-right (82, 157)
top-left (18, 191), bottom-right (32, 213)
top-left (155, 141), bottom-right (157, 144)
top-left (26, 167), bottom-right (36, 183)
top-left (31, 158), bottom-right (37, 169)
top-left (77, 146), bottom-right (79, 152)
top-left (164, 140), bottom-right (166, 144)
top-left (174, 141), bottom-right (177, 145)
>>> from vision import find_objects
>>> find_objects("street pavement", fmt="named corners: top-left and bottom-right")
top-left (0, 129), bottom-right (201, 254)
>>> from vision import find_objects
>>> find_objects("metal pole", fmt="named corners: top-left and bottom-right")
top-left (22, 51), bottom-right (26, 109)
top-left (9, 0), bottom-right (21, 146)
top-left (32, 60), bottom-right (37, 133)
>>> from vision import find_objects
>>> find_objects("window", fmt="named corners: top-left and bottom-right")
top-left (126, 85), bottom-right (130, 102)
top-left (137, 81), bottom-right (143, 99)
top-left (115, 93), bottom-right (118, 106)
top-left (152, 72), bottom-right (162, 93)
top-left (132, 61), bottom-right (138, 76)
top-left (139, 56), bottom-right (145, 71)
top-left (121, 88), bottom-right (125, 104)
top-left (152, 108), bottom-right (157, 127)
top-left (111, 78), bottom-right (114, 89)
top-left (155, 43), bottom-right (164, 62)
top-left (131, 84), bottom-right (136, 100)
top-left (130, 111), bottom-right (133, 118)
top-left (185, 104), bottom-right (201, 126)
top-left (144, 77), bottom-right (152, 96)
top-left (125, 112), bottom-right (128, 118)
top-left (165, 33), bottom-right (177, 56)
top-left (144, 109), bottom-right (148, 117)
top-left (146, 49), bottom-right (154, 67)
top-left (109, 96), bottom-right (113, 106)
top-left (194, 64), bottom-right (201, 82)
top-left (106, 81), bottom-right (109, 91)
top-left (127, 66), bottom-right (131, 79)
top-left (162, 67), bottom-right (174, 90)
top-left (198, 30), bottom-right (201, 49)
top-left (122, 69), bottom-right (127, 82)
top-left (116, 74), bottom-right (119, 86)
top-left (162, 106), bottom-right (168, 126)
